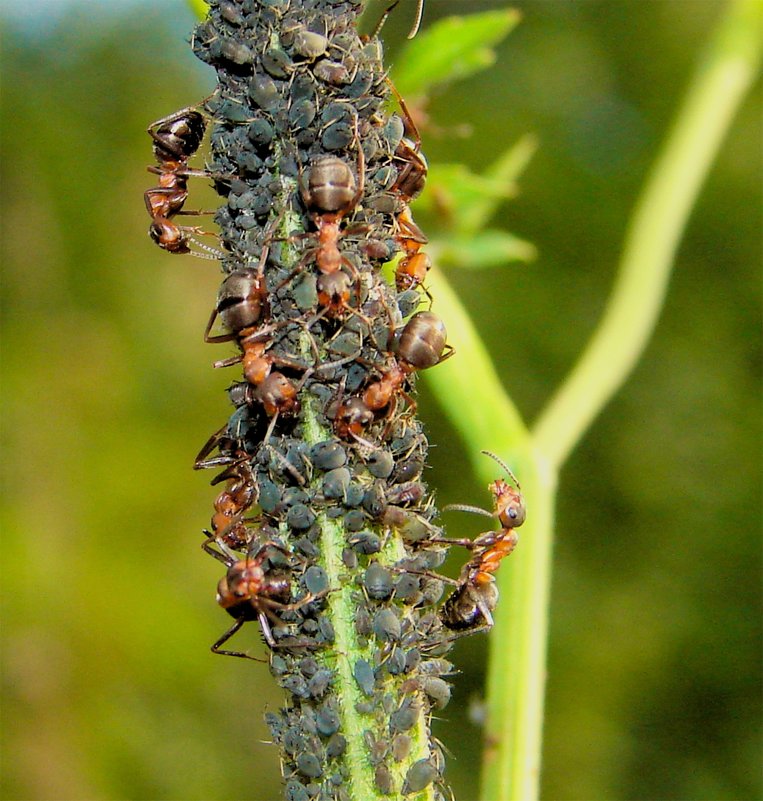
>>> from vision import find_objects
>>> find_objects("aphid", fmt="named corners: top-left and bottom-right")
top-left (439, 451), bottom-right (526, 633)
top-left (145, 107), bottom-right (221, 258)
top-left (206, 540), bottom-right (324, 659)
top-left (402, 758), bottom-right (438, 795)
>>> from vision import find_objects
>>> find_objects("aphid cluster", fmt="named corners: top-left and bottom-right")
top-left (147, 1), bottom-right (523, 798)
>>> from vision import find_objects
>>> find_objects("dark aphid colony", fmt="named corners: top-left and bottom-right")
top-left (146, 1), bottom-right (524, 798)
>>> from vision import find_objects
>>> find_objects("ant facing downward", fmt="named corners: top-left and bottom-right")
top-left (334, 310), bottom-right (453, 441)
top-left (144, 106), bottom-right (221, 258)
top-left (204, 539), bottom-right (325, 660)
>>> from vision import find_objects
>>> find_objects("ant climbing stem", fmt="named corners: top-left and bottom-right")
top-left (208, 540), bottom-right (328, 659)
top-left (420, 451), bottom-right (527, 640)
top-left (144, 102), bottom-right (225, 259)
top-left (274, 114), bottom-right (372, 320)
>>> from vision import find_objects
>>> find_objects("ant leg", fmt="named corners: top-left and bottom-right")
top-left (261, 410), bottom-right (280, 446)
top-left (273, 248), bottom-right (316, 293)
top-left (204, 304), bottom-right (238, 345)
top-left (211, 618), bottom-right (267, 661)
top-left (202, 533), bottom-right (237, 565)
top-left (194, 423), bottom-right (229, 469)
top-left (368, 0), bottom-right (400, 39)
top-left (213, 354), bottom-right (243, 370)
top-left (263, 444), bottom-right (307, 486)
top-left (389, 566), bottom-right (461, 588)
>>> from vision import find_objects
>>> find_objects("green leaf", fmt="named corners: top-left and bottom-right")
top-left (435, 230), bottom-right (536, 269)
top-left (414, 137), bottom-right (536, 236)
top-left (416, 164), bottom-right (515, 232)
top-left (461, 134), bottom-right (538, 233)
top-left (393, 9), bottom-right (521, 99)
top-left (187, 0), bottom-right (208, 20)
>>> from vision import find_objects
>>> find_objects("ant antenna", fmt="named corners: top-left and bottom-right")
top-left (407, 0), bottom-right (425, 39)
top-left (481, 449), bottom-right (521, 489)
top-left (442, 503), bottom-right (494, 519)
top-left (370, 0), bottom-right (400, 40)
top-left (189, 238), bottom-right (226, 261)
top-left (369, 0), bottom-right (425, 41)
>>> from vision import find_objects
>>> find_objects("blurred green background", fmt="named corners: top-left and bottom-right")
top-left (1, 1), bottom-right (760, 800)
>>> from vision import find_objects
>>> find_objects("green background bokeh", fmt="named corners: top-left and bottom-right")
top-left (1, 2), bottom-right (760, 800)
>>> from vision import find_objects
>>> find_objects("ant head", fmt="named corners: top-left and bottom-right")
top-left (481, 451), bottom-right (525, 528)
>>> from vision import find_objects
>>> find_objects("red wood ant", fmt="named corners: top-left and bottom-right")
top-left (437, 451), bottom-right (526, 633)
top-left (385, 84), bottom-right (431, 294)
top-left (277, 119), bottom-right (369, 318)
top-left (333, 311), bottom-right (452, 440)
top-left (394, 207), bottom-right (431, 294)
top-left (362, 310), bottom-right (452, 411)
top-left (388, 82), bottom-right (428, 205)
top-left (145, 107), bottom-right (221, 258)
top-left (203, 540), bottom-right (324, 659)
top-left (207, 458), bottom-right (257, 554)
top-left (204, 269), bottom-right (303, 418)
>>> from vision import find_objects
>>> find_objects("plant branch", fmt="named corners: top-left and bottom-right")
top-left (533, 0), bottom-right (763, 471)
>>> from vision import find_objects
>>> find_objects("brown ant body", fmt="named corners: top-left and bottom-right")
top-left (278, 125), bottom-right (368, 318)
top-left (386, 85), bottom-right (431, 294)
top-left (334, 311), bottom-right (452, 439)
top-left (394, 207), bottom-right (431, 294)
top-left (145, 107), bottom-right (220, 257)
top-left (204, 269), bottom-right (302, 418)
top-left (204, 541), bottom-right (322, 659)
top-left (437, 452), bottom-right (526, 633)
top-left (207, 459), bottom-right (257, 553)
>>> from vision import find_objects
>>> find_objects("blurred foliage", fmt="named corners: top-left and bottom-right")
top-left (0, 2), bottom-right (760, 801)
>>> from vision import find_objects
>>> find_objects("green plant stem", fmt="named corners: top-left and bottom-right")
top-left (533, 0), bottom-right (763, 471)
top-left (427, 3), bottom-right (761, 800)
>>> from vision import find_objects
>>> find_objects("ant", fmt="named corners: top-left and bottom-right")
top-left (394, 208), bottom-right (431, 295)
top-left (145, 106), bottom-right (221, 258)
top-left (333, 310), bottom-right (452, 440)
top-left (207, 458), bottom-right (258, 554)
top-left (277, 118), bottom-right (371, 319)
top-left (384, 84), bottom-right (432, 294)
top-left (436, 451), bottom-right (526, 634)
top-left (387, 81), bottom-right (428, 205)
top-left (204, 540), bottom-right (324, 659)
top-left (364, 310), bottom-right (452, 410)
top-left (204, 269), bottom-right (304, 418)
